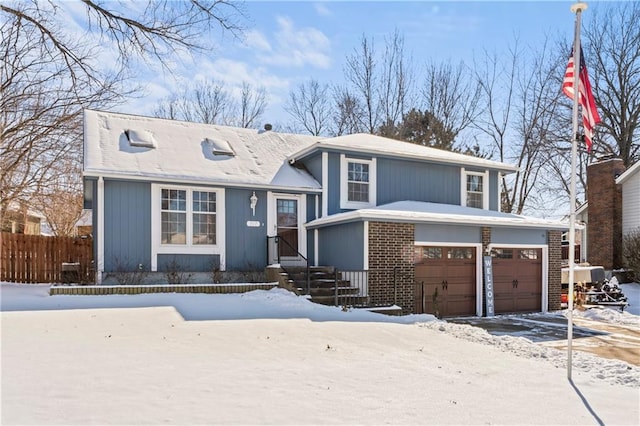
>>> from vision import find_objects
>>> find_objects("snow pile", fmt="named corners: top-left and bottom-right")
top-left (572, 306), bottom-right (640, 327)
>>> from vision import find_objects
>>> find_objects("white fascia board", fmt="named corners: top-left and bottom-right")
top-left (82, 170), bottom-right (322, 193)
top-left (616, 160), bottom-right (640, 185)
top-left (289, 145), bottom-right (519, 174)
top-left (306, 209), bottom-right (570, 231)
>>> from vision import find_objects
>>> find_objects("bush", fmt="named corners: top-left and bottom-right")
top-left (623, 228), bottom-right (640, 282)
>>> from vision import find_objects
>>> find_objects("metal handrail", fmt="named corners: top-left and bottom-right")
top-left (266, 235), bottom-right (310, 294)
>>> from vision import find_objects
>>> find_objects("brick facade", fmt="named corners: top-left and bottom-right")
top-left (367, 221), bottom-right (415, 314)
top-left (586, 159), bottom-right (626, 269)
top-left (547, 230), bottom-right (562, 311)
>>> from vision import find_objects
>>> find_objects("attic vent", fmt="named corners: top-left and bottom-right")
top-left (125, 129), bottom-right (156, 148)
top-left (205, 138), bottom-right (235, 156)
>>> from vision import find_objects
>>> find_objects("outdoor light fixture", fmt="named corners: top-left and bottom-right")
top-left (250, 191), bottom-right (258, 216)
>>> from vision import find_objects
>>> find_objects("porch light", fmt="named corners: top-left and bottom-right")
top-left (250, 191), bottom-right (258, 216)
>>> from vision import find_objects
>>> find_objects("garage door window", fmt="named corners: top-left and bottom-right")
top-left (415, 247), bottom-right (442, 262)
top-left (519, 249), bottom-right (539, 259)
top-left (448, 248), bottom-right (474, 259)
top-left (492, 248), bottom-right (513, 259)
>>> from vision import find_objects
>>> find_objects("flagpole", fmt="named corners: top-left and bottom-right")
top-left (567, 1), bottom-right (587, 381)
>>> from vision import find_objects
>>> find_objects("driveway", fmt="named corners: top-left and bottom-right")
top-left (449, 312), bottom-right (640, 366)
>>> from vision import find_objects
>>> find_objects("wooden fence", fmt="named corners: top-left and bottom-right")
top-left (0, 232), bottom-right (93, 284)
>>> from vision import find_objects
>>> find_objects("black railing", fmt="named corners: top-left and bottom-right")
top-left (333, 267), bottom-right (399, 308)
top-left (266, 235), bottom-right (310, 294)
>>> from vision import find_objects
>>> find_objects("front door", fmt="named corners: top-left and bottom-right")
top-left (276, 198), bottom-right (299, 257)
top-left (268, 193), bottom-right (306, 265)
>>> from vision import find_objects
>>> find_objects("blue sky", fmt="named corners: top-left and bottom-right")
top-left (115, 1), bottom-right (592, 126)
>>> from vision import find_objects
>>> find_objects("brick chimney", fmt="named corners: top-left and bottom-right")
top-left (586, 158), bottom-right (626, 269)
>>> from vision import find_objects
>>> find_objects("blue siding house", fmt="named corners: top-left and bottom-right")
top-left (83, 109), bottom-right (567, 316)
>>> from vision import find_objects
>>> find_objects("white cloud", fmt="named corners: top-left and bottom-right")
top-left (195, 58), bottom-right (290, 91)
top-left (314, 3), bottom-right (332, 17)
top-left (243, 30), bottom-right (272, 52)
top-left (256, 16), bottom-right (331, 69)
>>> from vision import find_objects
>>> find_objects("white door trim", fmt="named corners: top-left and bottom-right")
top-left (267, 192), bottom-right (307, 260)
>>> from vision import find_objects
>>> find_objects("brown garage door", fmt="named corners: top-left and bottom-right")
top-left (491, 248), bottom-right (542, 313)
top-left (414, 246), bottom-right (476, 317)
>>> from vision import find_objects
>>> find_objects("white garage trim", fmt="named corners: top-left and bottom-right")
top-left (414, 241), bottom-right (484, 316)
top-left (487, 243), bottom-right (549, 313)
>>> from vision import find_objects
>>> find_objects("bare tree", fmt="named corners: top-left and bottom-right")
top-left (30, 159), bottom-right (85, 237)
top-left (235, 82), bottom-right (267, 128)
top-left (344, 35), bottom-right (378, 134)
top-left (154, 79), bottom-right (268, 128)
top-left (285, 79), bottom-right (332, 136)
top-left (584, 2), bottom-right (640, 166)
top-left (331, 85), bottom-right (363, 136)
top-left (343, 32), bottom-right (414, 135)
top-left (0, 15), bottom-right (120, 227)
top-left (1, 0), bottom-right (244, 230)
top-left (379, 30), bottom-right (414, 136)
top-left (0, 1), bottom-right (245, 83)
top-left (474, 39), bottom-right (562, 215)
top-left (155, 80), bottom-right (231, 124)
top-left (421, 60), bottom-right (480, 148)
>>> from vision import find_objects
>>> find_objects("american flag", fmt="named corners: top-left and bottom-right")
top-left (562, 46), bottom-right (601, 152)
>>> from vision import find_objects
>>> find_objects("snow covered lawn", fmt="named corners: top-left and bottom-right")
top-left (1, 283), bottom-right (638, 425)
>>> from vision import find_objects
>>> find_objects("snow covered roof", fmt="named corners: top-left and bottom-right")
top-left (83, 110), bottom-right (322, 191)
top-left (616, 160), bottom-right (640, 185)
top-left (306, 201), bottom-right (569, 230)
top-left (289, 133), bottom-right (519, 174)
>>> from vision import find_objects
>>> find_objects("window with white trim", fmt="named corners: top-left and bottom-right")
top-left (160, 188), bottom-right (218, 246)
top-left (340, 155), bottom-right (376, 209)
top-left (462, 170), bottom-right (488, 209)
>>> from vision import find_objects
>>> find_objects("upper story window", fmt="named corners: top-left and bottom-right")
top-left (340, 154), bottom-right (377, 209)
top-left (160, 187), bottom-right (218, 246)
top-left (461, 169), bottom-right (489, 209)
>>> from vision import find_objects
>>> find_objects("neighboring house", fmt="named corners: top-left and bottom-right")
top-left (579, 158), bottom-right (639, 271)
top-left (83, 109), bottom-right (567, 316)
top-left (1, 203), bottom-right (43, 235)
top-left (616, 160), bottom-right (640, 236)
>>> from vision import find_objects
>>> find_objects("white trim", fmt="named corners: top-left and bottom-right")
top-left (340, 154), bottom-right (377, 209)
top-left (497, 172), bottom-right (502, 213)
top-left (307, 207), bottom-right (569, 231)
top-left (414, 242), bottom-right (483, 316)
top-left (267, 192), bottom-right (307, 260)
top-left (151, 184), bottom-right (226, 271)
top-left (615, 159), bottom-right (640, 185)
top-left (321, 152), bottom-right (328, 217)
top-left (487, 243), bottom-right (549, 313)
top-left (315, 194), bottom-right (319, 220)
top-left (314, 229), bottom-right (319, 266)
top-left (288, 141), bottom-right (519, 173)
top-left (461, 169), bottom-right (490, 210)
top-left (96, 176), bottom-right (105, 284)
top-left (83, 170), bottom-right (321, 193)
top-left (363, 221), bottom-right (369, 270)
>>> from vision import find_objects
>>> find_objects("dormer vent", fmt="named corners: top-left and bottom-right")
top-left (124, 129), bottom-right (156, 148)
top-left (205, 138), bottom-right (235, 156)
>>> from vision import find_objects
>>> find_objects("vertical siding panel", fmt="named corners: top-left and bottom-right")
top-left (104, 180), bottom-right (151, 273)
top-left (225, 188), bottom-right (267, 271)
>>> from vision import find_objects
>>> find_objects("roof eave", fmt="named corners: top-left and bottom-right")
top-left (306, 209), bottom-right (569, 231)
top-left (289, 143), bottom-right (518, 174)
